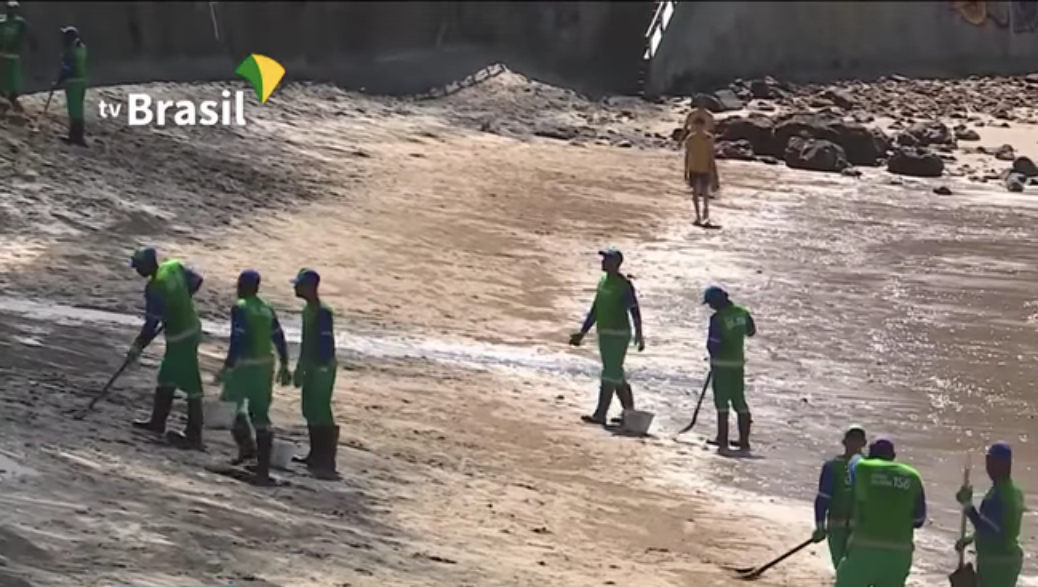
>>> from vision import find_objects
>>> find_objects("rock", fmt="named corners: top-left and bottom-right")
top-left (715, 139), bottom-right (755, 160)
top-left (898, 120), bottom-right (954, 148)
top-left (887, 147), bottom-right (944, 177)
top-left (831, 122), bottom-right (890, 166)
top-left (711, 89), bottom-right (745, 112)
top-left (717, 115), bottom-right (776, 156)
top-left (753, 101), bottom-right (777, 112)
top-left (757, 155), bottom-right (781, 165)
top-left (671, 126), bottom-right (688, 143)
top-left (954, 126), bottom-right (980, 141)
top-left (749, 78), bottom-right (782, 99)
top-left (773, 113), bottom-right (840, 153)
top-left (1013, 156), bottom-right (1038, 177)
top-left (933, 186), bottom-right (953, 195)
top-left (534, 124), bottom-right (579, 141)
top-left (615, 140), bottom-right (633, 149)
top-left (1007, 172), bottom-right (1026, 192)
top-left (841, 167), bottom-right (863, 177)
top-left (784, 136), bottom-right (850, 173)
top-left (693, 93), bottom-right (724, 113)
top-left (850, 110), bottom-right (875, 124)
top-left (995, 144), bottom-right (1015, 161)
top-left (821, 88), bottom-right (857, 109)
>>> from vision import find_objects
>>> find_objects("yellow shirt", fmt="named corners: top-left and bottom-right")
top-left (685, 131), bottom-right (715, 175)
top-left (684, 108), bottom-right (716, 133)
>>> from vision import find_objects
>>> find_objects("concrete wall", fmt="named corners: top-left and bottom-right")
top-left (647, 1), bottom-right (1038, 96)
top-left (17, 1), bottom-right (653, 96)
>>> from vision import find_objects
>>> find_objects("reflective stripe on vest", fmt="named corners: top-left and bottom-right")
top-left (0, 53), bottom-right (18, 59)
top-left (827, 517), bottom-right (855, 528)
top-left (237, 356), bottom-right (274, 367)
top-left (976, 553), bottom-right (1023, 564)
top-left (849, 537), bottom-right (912, 552)
top-left (598, 328), bottom-right (631, 337)
top-left (166, 324), bottom-right (200, 343)
top-left (64, 77), bottom-right (85, 83)
top-left (710, 359), bottom-right (745, 368)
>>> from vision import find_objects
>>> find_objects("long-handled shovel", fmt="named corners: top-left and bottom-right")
top-left (676, 370), bottom-right (712, 436)
top-left (949, 453), bottom-right (977, 587)
top-left (29, 86), bottom-right (55, 135)
top-left (734, 537), bottom-right (814, 580)
top-left (70, 327), bottom-right (162, 419)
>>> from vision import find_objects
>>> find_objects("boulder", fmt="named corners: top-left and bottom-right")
top-left (774, 113), bottom-right (841, 153)
top-left (898, 120), bottom-right (955, 148)
top-left (933, 186), bottom-right (953, 195)
top-left (1007, 172), bottom-right (1027, 192)
top-left (717, 115), bottom-right (776, 156)
top-left (715, 139), bottom-right (755, 160)
top-left (784, 136), bottom-right (850, 173)
top-left (830, 122), bottom-right (890, 166)
top-left (954, 125), bottom-right (981, 141)
top-left (693, 93), bottom-right (725, 113)
top-left (1012, 156), bottom-right (1038, 177)
top-left (712, 89), bottom-right (745, 112)
top-left (821, 88), bottom-right (857, 109)
top-left (995, 144), bottom-right (1016, 161)
top-left (887, 147), bottom-right (944, 177)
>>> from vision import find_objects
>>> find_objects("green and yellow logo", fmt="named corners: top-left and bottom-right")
top-left (235, 54), bottom-right (285, 104)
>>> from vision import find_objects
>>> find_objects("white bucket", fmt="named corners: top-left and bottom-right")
top-left (203, 400), bottom-right (237, 430)
top-left (622, 409), bottom-right (655, 436)
top-left (271, 440), bottom-right (295, 470)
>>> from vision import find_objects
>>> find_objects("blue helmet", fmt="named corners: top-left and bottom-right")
top-left (702, 285), bottom-right (728, 305)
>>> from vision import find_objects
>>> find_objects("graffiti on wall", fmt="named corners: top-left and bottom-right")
top-left (953, 1), bottom-right (1038, 32)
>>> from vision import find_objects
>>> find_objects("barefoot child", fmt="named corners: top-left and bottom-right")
top-left (684, 113), bottom-right (717, 227)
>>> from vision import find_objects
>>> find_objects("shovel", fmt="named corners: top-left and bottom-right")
top-left (29, 86), bottom-right (55, 134)
top-left (733, 537), bottom-right (814, 580)
top-left (949, 453), bottom-right (977, 587)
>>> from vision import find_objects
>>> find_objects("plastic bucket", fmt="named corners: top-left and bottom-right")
top-left (622, 409), bottom-right (655, 436)
top-left (203, 400), bottom-right (237, 430)
top-left (271, 440), bottom-right (295, 470)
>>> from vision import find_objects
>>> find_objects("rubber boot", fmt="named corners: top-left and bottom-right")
top-left (614, 383), bottom-right (635, 426)
top-left (582, 384), bottom-right (614, 425)
top-left (716, 413), bottom-right (730, 452)
top-left (292, 425), bottom-right (316, 464)
top-left (252, 428), bottom-right (275, 486)
top-left (167, 397), bottom-right (205, 451)
top-left (736, 413), bottom-right (752, 452)
top-left (230, 413), bottom-right (256, 465)
top-left (311, 425), bottom-right (340, 481)
top-left (132, 387), bottom-right (175, 434)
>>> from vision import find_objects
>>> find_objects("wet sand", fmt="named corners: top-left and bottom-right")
top-left (0, 70), bottom-right (1035, 585)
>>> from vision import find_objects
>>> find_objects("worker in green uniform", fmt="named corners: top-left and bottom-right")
top-left (55, 26), bottom-right (87, 146)
top-left (703, 286), bottom-right (755, 451)
top-left (129, 247), bottom-right (206, 450)
top-left (570, 248), bottom-right (645, 426)
top-left (955, 442), bottom-right (1024, 587)
top-left (813, 426), bottom-right (868, 570)
top-left (835, 438), bottom-right (927, 587)
top-left (290, 268), bottom-right (340, 480)
top-left (0, 1), bottom-right (27, 112)
top-left (216, 270), bottom-right (292, 485)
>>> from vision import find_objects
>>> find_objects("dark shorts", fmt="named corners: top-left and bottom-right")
top-left (688, 172), bottom-right (711, 195)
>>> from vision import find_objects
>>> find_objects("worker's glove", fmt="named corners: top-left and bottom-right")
top-left (292, 365), bottom-right (304, 388)
top-left (126, 342), bottom-right (143, 363)
top-left (569, 332), bottom-right (585, 347)
top-left (954, 535), bottom-right (974, 553)
top-left (811, 526), bottom-right (827, 543)
top-left (635, 333), bottom-right (645, 352)
top-left (277, 364), bottom-right (292, 387)
top-left (956, 485), bottom-right (973, 507)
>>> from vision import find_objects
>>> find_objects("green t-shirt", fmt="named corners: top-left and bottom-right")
top-left (593, 273), bottom-right (634, 335)
top-left (826, 455), bottom-right (856, 525)
top-left (235, 296), bottom-right (275, 361)
top-left (0, 16), bottom-right (26, 55)
top-left (148, 260), bottom-right (200, 342)
top-left (850, 458), bottom-right (924, 550)
top-left (976, 480), bottom-right (1024, 557)
top-left (710, 304), bottom-right (752, 367)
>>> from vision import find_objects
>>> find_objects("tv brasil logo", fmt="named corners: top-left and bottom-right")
top-left (97, 54), bottom-right (284, 127)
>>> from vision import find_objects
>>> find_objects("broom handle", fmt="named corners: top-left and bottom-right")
top-left (957, 452), bottom-right (972, 568)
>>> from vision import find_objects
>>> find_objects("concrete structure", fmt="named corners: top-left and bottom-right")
top-left (646, 1), bottom-right (1038, 96)
top-left (15, 2), bottom-right (652, 96)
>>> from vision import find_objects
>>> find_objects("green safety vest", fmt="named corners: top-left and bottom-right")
top-left (826, 455), bottom-right (856, 527)
top-left (300, 301), bottom-right (335, 367)
top-left (849, 458), bottom-right (924, 551)
top-left (149, 260), bottom-right (200, 343)
top-left (234, 296), bottom-right (275, 365)
top-left (976, 480), bottom-right (1024, 558)
top-left (711, 304), bottom-right (751, 368)
top-left (0, 16), bottom-right (25, 56)
top-left (63, 42), bottom-right (87, 83)
top-left (593, 273), bottom-right (633, 336)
